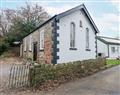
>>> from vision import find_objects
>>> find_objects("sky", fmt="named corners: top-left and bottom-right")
top-left (0, 0), bottom-right (120, 38)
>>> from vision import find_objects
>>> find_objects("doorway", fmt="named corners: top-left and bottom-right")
top-left (33, 42), bottom-right (37, 61)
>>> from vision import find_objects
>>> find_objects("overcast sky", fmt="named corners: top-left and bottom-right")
top-left (0, 0), bottom-right (120, 38)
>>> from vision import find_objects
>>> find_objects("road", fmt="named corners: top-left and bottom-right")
top-left (47, 65), bottom-right (120, 95)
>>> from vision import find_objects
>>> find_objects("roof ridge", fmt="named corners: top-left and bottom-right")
top-left (57, 3), bottom-right (84, 16)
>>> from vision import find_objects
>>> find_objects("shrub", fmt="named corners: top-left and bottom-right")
top-left (0, 42), bottom-right (10, 55)
top-left (29, 58), bottom-right (106, 89)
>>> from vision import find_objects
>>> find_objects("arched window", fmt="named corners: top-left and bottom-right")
top-left (86, 28), bottom-right (89, 49)
top-left (70, 22), bottom-right (75, 48)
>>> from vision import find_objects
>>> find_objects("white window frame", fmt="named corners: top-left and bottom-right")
top-left (111, 47), bottom-right (115, 53)
top-left (70, 22), bottom-right (76, 48)
top-left (116, 47), bottom-right (119, 52)
top-left (29, 35), bottom-right (32, 51)
top-left (24, 38), bottom-right (27, 51)
top-left (39, 30), bottom-right (44, 50)
top-left (86, 28), bottom-right (90, 50)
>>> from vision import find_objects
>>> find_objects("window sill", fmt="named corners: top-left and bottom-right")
top-left (86, 49), bottom-right (91, 51)
top-left (69, 48), bottom-right (77, 50)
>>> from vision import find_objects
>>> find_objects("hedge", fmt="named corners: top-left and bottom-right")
top-left (29, 58), bottom-right (106, 90)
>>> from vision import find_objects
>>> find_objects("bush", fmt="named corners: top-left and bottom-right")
top-left (0, 42), bottom-right (10, 55)
top-left (29, 58), bottom-right (106, 89)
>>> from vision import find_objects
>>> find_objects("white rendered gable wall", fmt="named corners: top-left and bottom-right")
top-left (57, 10), bottom-right (96, 63)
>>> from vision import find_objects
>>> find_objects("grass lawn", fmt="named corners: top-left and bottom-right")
top-left (107, 59), bottom-right (120, 66)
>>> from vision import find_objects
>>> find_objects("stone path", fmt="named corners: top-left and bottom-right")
top-left (0, 64), bottom-right (11, 92)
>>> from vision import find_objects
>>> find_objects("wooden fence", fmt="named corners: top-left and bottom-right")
top-left (8, 64), bottom-right (30, 88)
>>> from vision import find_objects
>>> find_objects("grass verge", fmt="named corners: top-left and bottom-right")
top-left (106, 59), bottom-right (120, 67)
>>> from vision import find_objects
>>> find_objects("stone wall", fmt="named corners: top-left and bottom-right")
top-left (38, 21), bottom-right (54, 64)
top-left (21, 20), bottom-right (54, 64)
top-left (29, 58), bottom-right (106, 88)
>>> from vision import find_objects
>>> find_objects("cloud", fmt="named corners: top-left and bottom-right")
top-left (109, 0), bottom-right (119, 12)
top-left (27, 0), bottom-right (79, 16)
top-left (109, 0), bottom-right (119, 4)
top-left (93, 13), bottom-right (119, 36)
top-left (44, 5), bottom-right (74, 16)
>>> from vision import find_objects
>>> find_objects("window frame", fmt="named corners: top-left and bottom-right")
top-left (86, 28), bottom-right (90, 51)
top-left (29, 35), bottom-right (32, 51)
top-left (24, 38), bottom-right (27, 52)
top-left (111, 47), bottom-right (116, 53)
top-left (39, 30), bottom-right (45, 51)
top-left (80, 20), bottom-right (83, 28)
top-left (70, 22), bottom-right (76, 49)
top-left (116, 47), bottom-right (119, 52)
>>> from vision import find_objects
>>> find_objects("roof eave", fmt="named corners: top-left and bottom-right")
top-left (82, 4), bottom-right (99, 33)
top-left (97, 36), bottom-right (120, 45)
top-left (22, 15), bottom-right (57, 40)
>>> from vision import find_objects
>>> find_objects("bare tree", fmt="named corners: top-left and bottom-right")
top-left (0, 9), bottom-right (16, 36)
top-left (0, 12), bottom-right (8, 36)
top-left (0, 3), bottom-right (50, 38)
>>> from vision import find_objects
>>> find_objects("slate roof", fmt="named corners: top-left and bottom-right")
top-left (97, 36), bottom-right (120, 45)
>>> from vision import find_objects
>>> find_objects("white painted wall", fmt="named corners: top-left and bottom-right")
top-left (97, 40), bottom-right (108, 57)
top-left (109, 44), bottom-right (120, 58)
top-left (97, 39), bottom-right (120, 58)
top-left (57, 10), bottom-right (96, 63)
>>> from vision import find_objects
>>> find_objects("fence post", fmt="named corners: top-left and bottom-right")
top-left (28, 66), bottom-right (34, 87)
top-left (9, 64), bottom-right (13, 88)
